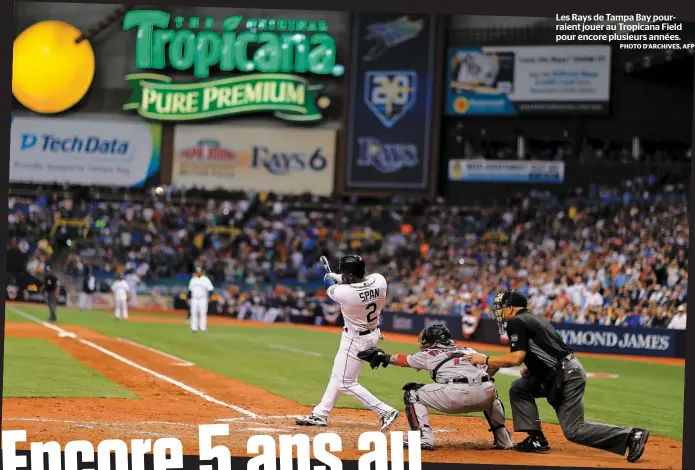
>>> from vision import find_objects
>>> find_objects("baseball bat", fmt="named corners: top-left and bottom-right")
top-left (319, 256), bottom-right (332, 273)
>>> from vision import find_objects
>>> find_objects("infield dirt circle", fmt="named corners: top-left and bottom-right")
top-left (2, 319), bottom-right (683, 469)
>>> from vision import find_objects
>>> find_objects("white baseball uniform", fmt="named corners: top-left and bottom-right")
top-left (310, 273), bottom-right (398, 420)
top-left (125, 273), bottom-right (140, 308)
top-left (188, 275), bottom-right (214, 332)
top-left (111, 280), bottom-right (130, 320)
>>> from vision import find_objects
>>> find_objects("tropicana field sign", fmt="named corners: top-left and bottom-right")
top-left (121, 10), bottom-right (341, 122)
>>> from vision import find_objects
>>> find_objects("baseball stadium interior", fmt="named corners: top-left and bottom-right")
top-left (4, 4), bottom-right (691, 468)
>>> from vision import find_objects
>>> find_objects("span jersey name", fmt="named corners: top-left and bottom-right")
top-left (407, 346), bottom-right (490, 384)
top-left (327, 273), bottom-right (387, 331)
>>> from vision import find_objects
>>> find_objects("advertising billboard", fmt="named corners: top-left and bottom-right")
top-left (10, 115), bottom-right (161, 187)
top-left (172, 124), bottom-right (336, 194)
top-left (445, 45), bottom-right (611, 115)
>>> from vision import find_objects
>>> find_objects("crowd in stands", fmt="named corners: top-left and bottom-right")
top-left (6, 174), bottom-right (689, 329)
top-left (443, 124), bottom-right (692, 163)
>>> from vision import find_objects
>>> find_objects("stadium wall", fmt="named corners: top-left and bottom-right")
top-left (377, 312), bottom-right (687, 359)
top-left (167, 295), bottom-right (687, 359)
top-left (443, 161), bottom-right (689, 204)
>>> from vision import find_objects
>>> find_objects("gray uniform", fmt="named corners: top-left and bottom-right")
top-left (403, 346), bottom-right (514, 449)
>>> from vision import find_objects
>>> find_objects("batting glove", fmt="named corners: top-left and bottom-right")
top-left (325, 273), bottom-right (343, 285)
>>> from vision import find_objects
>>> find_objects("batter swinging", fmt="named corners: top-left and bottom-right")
top-left (296, 255), bottom-right (401, 431)
top-left (357, 324), bottom-right (514, 451)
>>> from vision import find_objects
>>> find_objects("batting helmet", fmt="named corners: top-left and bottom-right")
top-left (339, 254), bottom-right (366, 280)
top-left (418, 324), bottom-right (454, 349)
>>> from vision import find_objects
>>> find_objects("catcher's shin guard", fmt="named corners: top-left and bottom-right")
top-left (402, 383), bottom-right (425, 431)
top-left (402, 383), bottom-right (436, 448)
top-left (403, 390), bottom-right (419, 430)
top-left (484, 394), bottom-right (513, 450)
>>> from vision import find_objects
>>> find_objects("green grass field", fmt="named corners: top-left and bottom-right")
top-left (3, 305), bottom-right (686, 440)
top-left (3, 336), bottom-right (136, 398)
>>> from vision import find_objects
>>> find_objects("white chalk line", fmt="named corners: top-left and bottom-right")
top-left (8, 306), bottom-right (258, 418)
top-left (269, 344), bottom-right (326, 357)
top-left (2, 417), bottom-right (195, 427)
top-left (214, 415), bottom-right (451, 433)
top-left (115, 337), bottom-right (195, 366)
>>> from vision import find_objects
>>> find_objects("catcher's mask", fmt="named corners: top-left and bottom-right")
top-left (339, 254), bottom-right (366, 283)
top-left (418, 324), bottom-right (454, 350)
top-left (493, 289), bottom-right (528, 331)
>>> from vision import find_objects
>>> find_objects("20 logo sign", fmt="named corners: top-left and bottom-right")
top-left (364, 71), bottom-right (418, 128)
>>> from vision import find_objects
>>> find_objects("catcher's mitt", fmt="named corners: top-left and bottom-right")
top-left (357, 346), bottom-right (390, 369)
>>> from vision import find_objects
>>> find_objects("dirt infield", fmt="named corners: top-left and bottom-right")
top-left (2, 320), bottom-right (683, 469)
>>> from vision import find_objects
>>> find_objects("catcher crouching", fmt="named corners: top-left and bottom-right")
top-left (358, 324), bottom-right (513, 451)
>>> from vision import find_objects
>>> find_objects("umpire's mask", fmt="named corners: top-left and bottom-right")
top-left (493, 289), bottom-right (527, 331)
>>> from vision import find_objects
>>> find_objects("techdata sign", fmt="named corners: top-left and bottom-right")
top-left (122, 10), bottom-right (342, 122)
top-left (344, 13), bottom-right (437, 190)
top-left (10, 115), bottom-right (161, 187)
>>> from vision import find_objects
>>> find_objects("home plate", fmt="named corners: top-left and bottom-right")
top-left (247, 427), bottom-right (286, 433)
top-left (58, 332), bottom-right (77, 339)
top-left (586, 372), bottom-right (619, 379)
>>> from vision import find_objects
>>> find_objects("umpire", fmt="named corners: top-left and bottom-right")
top-left (42, 265), bottom-right (59, 323)
top-left (465, 288), bottom-right (649, 464)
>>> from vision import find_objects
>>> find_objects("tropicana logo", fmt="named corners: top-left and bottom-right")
top-left (122, 10), bottom-right (340, 123)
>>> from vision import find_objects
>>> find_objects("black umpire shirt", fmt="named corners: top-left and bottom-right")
top-left (506, 309), bottom-right (574, 378)
top-left (44, 274), bottom-right (58, 295)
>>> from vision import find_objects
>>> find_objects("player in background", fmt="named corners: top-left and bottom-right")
top-left (111, 274), bottom-right (131, 320)
top-left (125, 270), bottom-right (140, 309)
top-left (188, 267), bottom-right (214, 333)
top-left (79, 265), bottom-right (96, 311)
top-left (43, 265), bottom-right (59, 323)
top-left (296, 255), bottom-right (400, 431)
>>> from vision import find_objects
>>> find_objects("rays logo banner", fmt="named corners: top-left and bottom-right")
top-left (364, 71), bottom-right (418, 128)
top-left (345, 13), bottom-right (437, 191)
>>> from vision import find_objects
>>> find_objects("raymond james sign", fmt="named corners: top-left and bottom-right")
top-left (122, 10), bottom-right (341, 122)
top-left (553, 323), bottom-right (676, 357)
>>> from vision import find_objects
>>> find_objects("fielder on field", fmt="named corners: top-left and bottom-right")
top-left (296, 255), bottom-right (401, 432)
top-left (125, 270), bottom-right (140, 309)
top-left (357, 324), bottom-right (514, 451)
top-left (111, 274), bottom-right (131, 320)
top-left (188, 267), bottom-right (214, 333)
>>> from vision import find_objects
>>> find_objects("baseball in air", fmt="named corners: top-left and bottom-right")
top-left (13, 21), bottom-right (95, 114)
top-left (155, 187), bottom-right (164, 196)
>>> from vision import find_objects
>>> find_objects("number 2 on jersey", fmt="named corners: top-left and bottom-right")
top-left (366, 302), bottom-right (378, 323)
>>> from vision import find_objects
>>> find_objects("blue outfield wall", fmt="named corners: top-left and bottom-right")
top-left (188, 297), bottom-right (687, 359)
top-left (378, 312), bottom-right (687, 359)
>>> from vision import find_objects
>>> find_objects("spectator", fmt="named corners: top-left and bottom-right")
top-left (7, 175), bottom-right (687, 329)
top-left (668, 305), bottom-right (687, 330)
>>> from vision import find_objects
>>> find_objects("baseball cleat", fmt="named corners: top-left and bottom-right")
top-left (296, 414), bottom-right (328, 427)
top-left (404, 441), bottom-right (435, 451)
top-left (626, 428), bottom-right (649, 463)
top-left (380, 409), bottom-right (400, 432)
top-left (493, 429), bottom-right (514, 450)
top-left (513, 435), bottom-right (550, 454)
